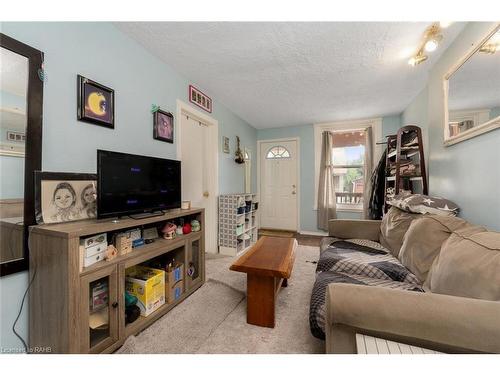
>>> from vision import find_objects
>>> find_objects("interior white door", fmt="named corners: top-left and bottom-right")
top-left (180, 114), bottom-right (217, 253)
top-left (259, 140), bottom-right (298, 231)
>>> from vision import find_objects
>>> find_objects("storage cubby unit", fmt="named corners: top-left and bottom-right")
top-left (218, 193), bottom-right (258, 256)
top-left (28, 208), bottom-right (204, 353)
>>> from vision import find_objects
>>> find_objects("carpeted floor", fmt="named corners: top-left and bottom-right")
top-left (117, 245), bottom-right (324, 354)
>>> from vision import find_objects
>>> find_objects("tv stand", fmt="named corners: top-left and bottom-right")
top-left (29, 208), bottom-right (205, 353)
top-left (129, 211), bottom-right (165, 220)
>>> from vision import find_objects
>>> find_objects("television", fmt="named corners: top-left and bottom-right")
top-left (97, 150), bottom-right (181, 219)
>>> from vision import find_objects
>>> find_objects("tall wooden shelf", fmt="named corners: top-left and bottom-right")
top-left (28, 208), bottom-right (205, 354)
top-left (384, 125), bottom-right (428, 212)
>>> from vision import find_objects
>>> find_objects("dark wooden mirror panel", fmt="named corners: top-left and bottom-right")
top-left (0, 33), bottom-right (43, 276)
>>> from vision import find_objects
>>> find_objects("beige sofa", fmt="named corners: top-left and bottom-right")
top-left (322, 212), bottom-right (500, 354)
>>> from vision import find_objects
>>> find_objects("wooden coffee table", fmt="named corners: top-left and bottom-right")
top-left (230, 236), bottom-right (297, 328)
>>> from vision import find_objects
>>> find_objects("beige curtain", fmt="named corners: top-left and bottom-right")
top-left (363, 126), bottom-right (373, 219)
top-left (317, 131), bottom-right (336, 231)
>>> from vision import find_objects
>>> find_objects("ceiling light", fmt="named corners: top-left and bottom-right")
top-left (424, 39), bottom-right (439, 52)
top-left (407, 23), bottom-right (443, 67)
top-left (479, 43), bottom-right (499, 54)
top-left (408, 53), bottom-right (428, 67)
top-left (439, 21), bottom-right (452, 28)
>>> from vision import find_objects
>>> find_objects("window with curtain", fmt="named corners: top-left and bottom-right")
top-left (332, 130), bottom-right (366, 210)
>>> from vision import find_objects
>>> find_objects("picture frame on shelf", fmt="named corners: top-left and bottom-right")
top-left (153, 109), bottom-right (174, 143)
top-left (34, 171), bottom-right (97, 224)
top-left (77, 75), bottom-right (115, 129)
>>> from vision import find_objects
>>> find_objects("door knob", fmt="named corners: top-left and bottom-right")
top-left (292, 184), bottom-right (296, 188)
top-left (292, 191), bottom-right (296, 195)
top-left (112, 302), bottom-right (118, 308)
top-left (203, 191), bottom-right (209, 197)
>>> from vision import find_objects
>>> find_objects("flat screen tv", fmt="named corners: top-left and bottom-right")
top-left (97, 150), bottom-right (181, 219)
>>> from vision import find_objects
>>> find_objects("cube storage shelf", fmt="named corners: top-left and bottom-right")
top-left (28, 208), bottom-right (205, 354)
top-left (218, 193), bottom-right (258, 256)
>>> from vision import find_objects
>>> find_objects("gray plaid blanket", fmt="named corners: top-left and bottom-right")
top-left (309, 238), bottom-right (424, 340)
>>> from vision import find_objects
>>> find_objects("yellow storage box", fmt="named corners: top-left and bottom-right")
top-left (125, 266), bottom-right (165, 316)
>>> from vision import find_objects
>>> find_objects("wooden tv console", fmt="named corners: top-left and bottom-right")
top-left (28, 208), bottom-right (205, 354)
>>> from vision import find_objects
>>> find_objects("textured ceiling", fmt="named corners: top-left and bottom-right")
top-left (115, 22), bottom-right (466, 129)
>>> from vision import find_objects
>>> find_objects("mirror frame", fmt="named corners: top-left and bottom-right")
top-left (443, 24), bottom-right (500, 147)
top-left (0, 33), bottom-right (43, 277)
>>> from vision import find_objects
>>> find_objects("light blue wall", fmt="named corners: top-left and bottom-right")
top-left (257, 115), bottom-right (402, 232)
top-left (402, 22), bottom-right (500, 231)
top-left (0, 157), bottom-right (24, 199)
top-left (381, 114), bottom-right (402, 137)
top-left (0, 22), bottom-right (257, 351)
top-left (490, 106), bottom-right (500, 120)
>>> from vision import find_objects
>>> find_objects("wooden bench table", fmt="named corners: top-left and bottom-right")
top-left (230, 236), bottom-right (297, 328)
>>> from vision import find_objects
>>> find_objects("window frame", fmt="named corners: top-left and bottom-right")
top-left (266, 145), bottom-right (291, 159)
top-left (313, 118), bottom-right (382, 212)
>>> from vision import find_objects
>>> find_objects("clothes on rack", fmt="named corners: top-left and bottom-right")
top-left (367, 150), bottom-right (386, 220)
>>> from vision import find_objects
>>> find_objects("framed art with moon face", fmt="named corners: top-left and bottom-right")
top-left (153, 109), bottom-right (174, 143)
top-left (77, 75), bottom-right (115, 128)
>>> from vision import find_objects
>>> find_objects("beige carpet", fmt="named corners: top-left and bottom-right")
top-left (117, 245), bottom-right (324, 354)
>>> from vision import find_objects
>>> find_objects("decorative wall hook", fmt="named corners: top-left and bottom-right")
top-left (234, 136), bottom-right (245, 164)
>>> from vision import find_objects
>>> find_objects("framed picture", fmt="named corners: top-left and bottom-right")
top-left (189, 85), bottom-right (212, 113)
top-left (77, 75), bottom-right (114, 128)
top-left (222, 136), bottom-right (230, 153)
top-left (34, 171), bottom-right (97, 224)
top-left (153, 109), bottom-right (174, 143)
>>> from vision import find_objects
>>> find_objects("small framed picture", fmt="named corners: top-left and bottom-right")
top-left (77, 75), bottom-right (115, 129)
top-left (222, 136), bottom-right (230, 153)
top-left (153, 109), bottom-right (174, 143)
top-left (34, 171), bottom-right (97, 224)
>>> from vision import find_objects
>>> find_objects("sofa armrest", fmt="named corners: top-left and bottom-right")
top-left (328, 219), bottom-right (381, 241)
top-left (325, 284), bottom-right (500, 354)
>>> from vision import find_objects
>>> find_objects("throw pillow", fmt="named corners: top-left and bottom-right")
top-left (388, 194), bottom-right (459, 216)
top-left (399, 215), bottom-right (471, 284)
top-left (379, 206), bottom-right (421, 257)
top-left (429, 227), bottom-right (500, 301)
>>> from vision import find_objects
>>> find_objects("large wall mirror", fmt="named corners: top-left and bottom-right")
top-left (444, 24), bottom-right (500, 146)
top-left (0, 34), bottom-right (43, 276)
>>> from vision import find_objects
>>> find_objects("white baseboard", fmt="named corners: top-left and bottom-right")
top-left (298, 230), bottom-right (328, 236)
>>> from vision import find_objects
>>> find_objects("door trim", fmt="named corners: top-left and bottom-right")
top-left (176, 99), bottom-right (219, 254)
top-left (257, 137), bottom-right (300, 232)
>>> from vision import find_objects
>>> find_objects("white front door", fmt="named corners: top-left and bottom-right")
top-left (180, 112), bottom-right (218, 253)
top-left (259, 140), bottom-right (298, 231)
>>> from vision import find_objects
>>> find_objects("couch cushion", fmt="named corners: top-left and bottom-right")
top-left (388, 194), bottom-right (459, 216)
top-left (379, 206), bottom-right (421, 257)
top-left (317, 238), bottom-right (420, 285)
top-left (429, 228), bottom-right (500, 301)
top-left (309, 270), bottom-right (423, 339)
top-left (399, 215), bottom-right (472, 283)
top-left (320, 236), bottom-right (335, 253)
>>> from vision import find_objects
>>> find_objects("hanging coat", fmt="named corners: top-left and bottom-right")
top-left (367, 150), bottom-right (387, 220)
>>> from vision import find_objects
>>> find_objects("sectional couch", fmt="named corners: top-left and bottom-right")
top-left (309, 198), bottom-right (500, 354)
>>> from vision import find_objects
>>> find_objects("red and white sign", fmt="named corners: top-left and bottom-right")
top-left (189, 85), bottom-right (212, 113)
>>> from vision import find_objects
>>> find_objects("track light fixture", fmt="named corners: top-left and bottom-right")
top-left (408, 23), bottom-right (443, 67)
top-left (479, 31), bottom-right (500, 54)
top-left (408, 52), bottom-right (428, 67)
